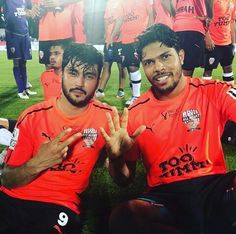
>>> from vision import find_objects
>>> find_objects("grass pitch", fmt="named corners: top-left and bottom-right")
top-left (0, 51), bottom-right (236, 234)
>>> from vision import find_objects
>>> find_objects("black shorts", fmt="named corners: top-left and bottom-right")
top-left (121, 43), bottom-right (140, 68)
top-left (204, 44), bottom-right (235, 70)
top-left (137, 172), bottom-right (236, 234)
top-left (39, 38), bottom-right (72, 65)
top-left (0, 192), bottom-right (82, 234)
top-left (103, 42), bottom-right (122, 63)
top-left (177, 31), bottom-right (205, 70)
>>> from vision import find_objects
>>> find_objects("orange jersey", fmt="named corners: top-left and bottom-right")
top-left (40, 69), bottom-right (61, 101)
top-left (208, 0), bottom-right (236, 46)
top-left (174, 0), bottom-right (207, 35)
top-left (126, 78), bottom-right (236, 188)
top-left (117, 0), bottom-right (152, 43)
top-left (153, 0), bottom-right (174, 29)
top-left (72, 1), bottom-right (86, 43)
top-left (39, 3), bottom-right (75, 41)
top-left (104, 0), bottom-right (122, 43)
top-left (2, 98), bottom-right (112, 214)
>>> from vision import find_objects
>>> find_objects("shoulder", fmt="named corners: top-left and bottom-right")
top-left (16, 99), bottom-right (54, 128)
top-left (90, 99), bottom-right (113, 113)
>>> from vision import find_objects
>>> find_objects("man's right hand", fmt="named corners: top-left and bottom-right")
top-left (30, 128), bottom-right (81, 173)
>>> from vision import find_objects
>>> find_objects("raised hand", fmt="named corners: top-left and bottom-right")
top-left (31, 128), bottom-right (81, 173)
top-left (100, 107), bottom-right (146, 160)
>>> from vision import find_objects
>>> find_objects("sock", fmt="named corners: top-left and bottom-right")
top-left (19, 63), bottom-right (27, 91)
top-left (223, 72), bottom-right (234, 83)
top-left (130, 70), bottom-right (141, 97)
top-left (97, 89), bottom-right (104, 93)
top-left (13, 67), bottom-right (24, 93)
top-left (202, 76), bottom-right (212, 80)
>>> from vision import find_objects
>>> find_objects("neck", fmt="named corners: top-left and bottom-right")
top-left (155, 75), bottom-right (187, 101)
top-left (57, 95), bottom-right (88, 116)
top-left (54, 68), bottom-right (62, 76)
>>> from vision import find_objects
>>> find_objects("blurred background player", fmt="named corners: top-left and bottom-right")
top-left (203, 0), bottom-right (236, 84)
top-left (72, 0), bottom-right (86, 43)
top-left (3, 0), bottom-right (38, 99)
top-left (110, 0), bottom-right (154, 106)
top-left (41, 40), bottom-right (70, 100)
top-left (34, 0), bottom-right (77, 69)
top-left (153, 0), bottom-right (176, 29)
top-left (95, 0), bottom-right (127, 99)
top-left (173, 0), bottom-right (213, 77)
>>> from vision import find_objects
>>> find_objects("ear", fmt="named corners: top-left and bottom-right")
top-left (178, 49), bottom-right (185, 65)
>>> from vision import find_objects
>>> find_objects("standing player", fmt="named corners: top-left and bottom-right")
top-left (110, 0), bottom-right (154, 106)
top-left (95, 0), bottom-right (127, 99)
top-left (0, 43), bottom-right (113, 234)
top-left (35, 0), bottom-right (77, 69)
top-left (203, 0), bottom-right (236, 84)
top-left (3, 0), bottom-right (38, 99)
top-left (153, 0), bottom-right (176, 29)
top-left (173, 0), bottom-right (213, 77)
top-left (72, 0), bottom-right (86, 43)
top-left (101, 24), bottom-right (236, 234)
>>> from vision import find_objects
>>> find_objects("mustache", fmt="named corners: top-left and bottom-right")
top-left (153, 72), bottom-right (172, 80)
top-left (69, 87), bottom-right (87, 95)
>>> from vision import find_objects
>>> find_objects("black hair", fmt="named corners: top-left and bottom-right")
top-left (136, 24), bottom-right (181, 59)
top-left (62, 43), bottom-right (103, 77)
top-left (50, 39), bottom-right (72, 50)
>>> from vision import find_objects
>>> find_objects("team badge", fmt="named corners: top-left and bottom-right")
top-left (209, 57), bottom-right (215, 65)
top-left (182, 109), bottom-right (201, 132)
top-left (39, 50), bottom-right (44, 59)
top-left (9, 127), bottom-right (20, 150)
top-left (10, 47), bottom-right (15, 54)
top-left (82, 128), bottom-right (98, 148)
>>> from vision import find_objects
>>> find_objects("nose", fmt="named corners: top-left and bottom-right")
top-left (154, 60), bottom-right (165, 72)
top-left (75, 74), bottom-right (85, 87)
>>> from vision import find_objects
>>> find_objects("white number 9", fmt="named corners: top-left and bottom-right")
top-left (58, 212), bottom-right (69, 226)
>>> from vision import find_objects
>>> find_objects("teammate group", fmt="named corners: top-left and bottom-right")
top-left (0, 0), bottom-right (236, 234)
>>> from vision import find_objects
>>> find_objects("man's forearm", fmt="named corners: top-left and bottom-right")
top-left (1, 158), bottom-right (43, 189)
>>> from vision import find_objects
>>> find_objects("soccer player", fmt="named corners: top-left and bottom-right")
top-left (173, 0), bottom-right (213, 77)
top-left (0, 43), bottom-right (113, 234)
top-left (153, 0), bottom-right (176, 29)
top-left (72, 0), bottom-right (86, 43)
top-left (95, 0), bottom-right (127, 99)
top-left (101, 24), bottom-right (236, 234)
top-left (3, 0), bottom-right (38, 99)
top-left (40, 40), bottom-right (70, 100)
top-left (203, 0), bottom-right (236, 84)
top-left (110, 0), bottom-right (154, 106)
top-left (35, 0), bottom-right (77, 68)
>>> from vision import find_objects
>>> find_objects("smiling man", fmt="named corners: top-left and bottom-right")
top-left (101, 24), bottom-right (236, 234)
top-left (0, 43), bottom-right (113, 234)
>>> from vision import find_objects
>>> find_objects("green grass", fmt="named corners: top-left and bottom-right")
top-left (0, 51), bottom-right (236, 233)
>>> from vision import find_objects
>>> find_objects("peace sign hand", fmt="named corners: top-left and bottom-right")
top-left (31, 128), bottom-right (81, 174)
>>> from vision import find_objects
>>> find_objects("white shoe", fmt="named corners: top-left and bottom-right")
top-left (18, 91), bottom-right (29, 99)
top-left (125, 96), bottom-right (139, 106)
top-left (116, 90), bottom-right (125, 99)
top-left (95, 90), bottom-right (105, 98)
top-left (26, 89), bottom-right (37, 95)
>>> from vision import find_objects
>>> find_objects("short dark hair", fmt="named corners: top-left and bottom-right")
top-left (136, 24), bottom-right (181, 59)
top-left (62, 43), bottom-right (103, 77)
top-left (50, 39), bottom-right (72, 50)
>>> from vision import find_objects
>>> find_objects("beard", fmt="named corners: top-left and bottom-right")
top-left (62, 80), bottom-right (94, 108)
